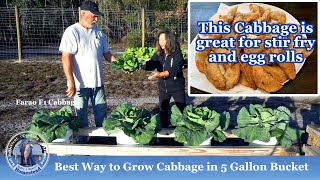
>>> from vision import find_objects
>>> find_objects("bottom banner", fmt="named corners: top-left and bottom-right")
top-left (1, 156), bottom-right (319, 180)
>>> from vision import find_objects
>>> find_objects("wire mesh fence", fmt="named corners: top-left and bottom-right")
top-left (102, 10), bottom-right (143, 50)
top-left (0, 7), bottom-right (188, 61)
top-left (0, 7), bottom-right (18, 60)
top-left (146, 11), bottom-right (188, 48)
top-left (19, 8), bottom-right (79, 59)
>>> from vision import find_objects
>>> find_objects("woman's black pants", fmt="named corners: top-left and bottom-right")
top-left (159, 90), bottom-right (186, 128)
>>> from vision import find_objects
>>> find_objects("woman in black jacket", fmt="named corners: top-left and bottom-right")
top-left (144, 30), bottom-right (186, 128)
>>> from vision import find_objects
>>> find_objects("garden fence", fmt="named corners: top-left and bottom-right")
top-left (0, 7), bottom-right (187, 61)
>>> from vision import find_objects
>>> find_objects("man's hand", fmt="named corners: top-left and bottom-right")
top-left (66, 85), bottom-right (76, 97)
top-left (103, 51), bottom-right (116, 63)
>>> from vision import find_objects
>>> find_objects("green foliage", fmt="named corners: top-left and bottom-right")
top-left (26, 106), bottom-right (79, 142)
top-left (126, 29), bottom-right (142, 47)
top-left (124, 47), bottom-right (156, 59)
top-left (102, 103), bottom-right (160, 144)
top-left (112, 47), bottom-right (155, 72)
top-left (232, 104), bottom-right (304, 147)
top-left (110, 0), bottom-right (149, 10)
top-left (181, 47), bottom-right (187, 60)
top-left (151, 1), bottom-right (176, 11)
top-left (99, 0), bottom-right (187, 11)
top-left (179, 32), bottom-right (188, 45)
top-left (123, 13), bottom-right (139, 24)
top-left (7, 0), bottom-right (71, 8)
top-left (170, 105), bottom-right (230, 146)
top-left (111, 55), bottom-right (145, 73)
top-left (154, 14), bottom-right (179, 34)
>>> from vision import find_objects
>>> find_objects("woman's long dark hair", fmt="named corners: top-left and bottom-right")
top-left (155, 30), bottom-right (180, 56)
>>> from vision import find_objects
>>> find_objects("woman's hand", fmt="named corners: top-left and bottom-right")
top-left (148, 71), bottom-right (160, 80)
top-left (124, 70), bottom-right (133, 75)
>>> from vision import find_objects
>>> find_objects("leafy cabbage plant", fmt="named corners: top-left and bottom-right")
top-left (26, 106), bottom-right (79, 142)
top-left (232, 104), bottom-right (304, 147)
top-left (112, 47), bottom-right (155, 72)
top-left (124, 47), bottom-right (155, 60)
top-left (111, 55), bottom-right (146, 72)
top-left (170, 105), bottom-right (230, 146)
top-left (102, 103), bottom-right (160, 144)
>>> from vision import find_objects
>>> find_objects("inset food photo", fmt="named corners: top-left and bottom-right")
top-left (189, 1), bottom-right (317, 95)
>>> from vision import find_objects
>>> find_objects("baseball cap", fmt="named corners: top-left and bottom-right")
top-left (81, 1), bottom-right (103, 16)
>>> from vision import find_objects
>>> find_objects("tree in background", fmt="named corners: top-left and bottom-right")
top-left (2, 0), bottom-right (187, 11)
top-left (96, 0), bottom-right (188, 48)
top-left (2, 0), bottom-right (80, 8)
top-left (0, 0), bottom-right (188, 49)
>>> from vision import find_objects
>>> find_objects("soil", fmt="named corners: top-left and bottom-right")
top-left (1, 59), bottom-right (319, 153)
top-left (0, 59), bottom-right (187, 150)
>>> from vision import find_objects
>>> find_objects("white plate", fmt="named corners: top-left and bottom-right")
top-left (189, 3), bottom-right (305, 95)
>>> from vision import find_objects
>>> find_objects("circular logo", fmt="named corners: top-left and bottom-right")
top-left (5, 131), bottom-right (50, 176)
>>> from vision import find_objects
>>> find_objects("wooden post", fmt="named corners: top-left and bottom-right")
top-left (15, 6), bottom-right (22, 62)
top-left (141, 8), bottom-right (145, 48)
